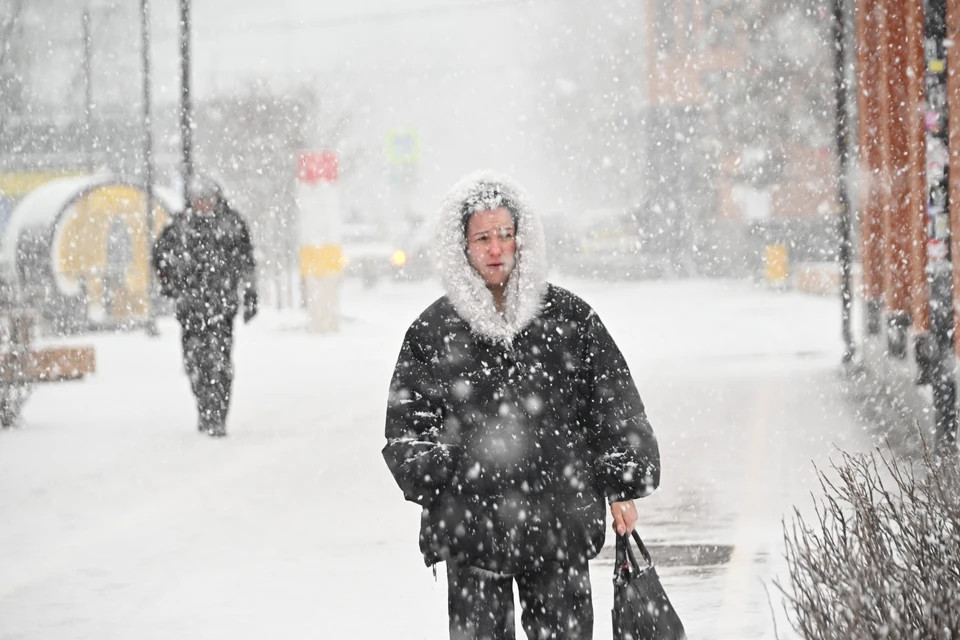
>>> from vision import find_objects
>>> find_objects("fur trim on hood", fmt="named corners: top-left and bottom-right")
top-left (432, 170), bottom-right (548, 345)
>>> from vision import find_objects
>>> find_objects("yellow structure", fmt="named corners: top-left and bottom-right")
top-left (0, 172), bottom-right (86, 199)
top-left (764, 243), bottom-right (789, 285)
top-left (56, 185), bottom-right (169, 318)
top-left (299, 244), bottom-right (346, 277)
top-left (1, 175), bottom-right (178, 324)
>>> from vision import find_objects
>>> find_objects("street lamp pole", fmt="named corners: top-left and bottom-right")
top-left (140, 0), bottom-right (157, 336)
top-left (82, 8), bottom-right (94, 172)
top-left (831, 0), bottom-right (856, 364)
top-left (179, 0), bottom-right (193, 195)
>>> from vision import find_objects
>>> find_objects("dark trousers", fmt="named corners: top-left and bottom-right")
top-left (447, 558), bottom-right (593, 640)
top-left (103, 272), bottom-right (124, 316)
top-left (179, 314), bottom-right (235, 429)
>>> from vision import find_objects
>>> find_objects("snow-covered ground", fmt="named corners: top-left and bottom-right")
top-left (0, 277), bottom-right (876, 639)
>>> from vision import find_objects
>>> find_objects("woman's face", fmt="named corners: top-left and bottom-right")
top-left (466, 207), bottom-right (517, 289)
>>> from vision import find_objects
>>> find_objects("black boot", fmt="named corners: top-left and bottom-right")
top-left (206, 425), bottom-right (227, 438)
top-left (206, 418), bottom-right (227, 438)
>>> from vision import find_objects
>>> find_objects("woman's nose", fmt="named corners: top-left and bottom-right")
top-left (488, 239), bottom-right (502, 257)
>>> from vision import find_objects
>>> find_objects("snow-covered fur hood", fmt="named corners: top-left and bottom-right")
top-left (432, 170), bottom-right (548, 345)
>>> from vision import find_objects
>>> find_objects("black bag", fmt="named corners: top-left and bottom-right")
top-left (612, 531), bottom-right (686, 640)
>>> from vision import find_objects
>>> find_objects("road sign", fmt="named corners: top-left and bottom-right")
top-left (386, 129), bottom-right (421, 165)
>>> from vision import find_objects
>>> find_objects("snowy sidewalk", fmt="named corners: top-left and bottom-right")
top-left (0, 278), bottom-right (874, 639)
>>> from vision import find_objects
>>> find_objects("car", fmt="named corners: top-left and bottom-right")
top-left (340, 223), bottom-right (397, 287)
top-left (390, 217), bottom-right (432, 281)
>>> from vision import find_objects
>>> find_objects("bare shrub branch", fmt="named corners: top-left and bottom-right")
top-left (777, 437), bottom-right (960, 639)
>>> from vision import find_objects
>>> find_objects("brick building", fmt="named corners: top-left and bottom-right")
top-left (641, 0), bottom-right (841, 272)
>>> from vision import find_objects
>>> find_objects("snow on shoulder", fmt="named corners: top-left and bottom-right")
top-left (431, 170), bottom-right (548, 345)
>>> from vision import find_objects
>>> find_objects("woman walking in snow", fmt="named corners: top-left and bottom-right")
top-left (382, 171), bottom-right (661, 640)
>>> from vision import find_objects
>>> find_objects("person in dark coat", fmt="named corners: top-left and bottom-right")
top-left (382, 171), bottom-right (661, 640)
top-left (103, 216), bottom-right (133, 317)
top-left (152, 176), bottom-right (258, 437)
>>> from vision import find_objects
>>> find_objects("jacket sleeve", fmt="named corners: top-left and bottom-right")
top-left (234, 213), bottom-right (257, 295)
top-left (382, 327), bottom-right (459, 507)
top-left (152, 224), bottom-right (181, 299)
top-left (582, 310), bottom-right (661, 503)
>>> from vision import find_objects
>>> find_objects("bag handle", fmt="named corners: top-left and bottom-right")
top-left (616, 530), bottom-right (654, 574)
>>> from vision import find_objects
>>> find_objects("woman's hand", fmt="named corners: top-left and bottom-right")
top-left (611, 499), bottom-right (638, 536)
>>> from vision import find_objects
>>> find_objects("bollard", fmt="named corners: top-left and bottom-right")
top-left (300, 244), bottom-right (343, 333)
top-left (296, 151), bottom-right (341, 333)
top-left (764, 243), bottom-right (789, 286)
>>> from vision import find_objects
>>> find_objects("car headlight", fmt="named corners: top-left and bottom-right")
top-left (392, 250), bottom-right (407, 267)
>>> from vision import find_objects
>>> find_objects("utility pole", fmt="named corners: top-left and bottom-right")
top-left (922, 0), bottom-right (957, 450)
top-left (0, 1), bottom-right (24, 144)
top-left (82, 8), bottom-right (94, 172)
top-left (832, 0), bottom-right (856, 364)
top-left (179, 0), bottom-right (193, 196)
top-left (141, 0), bottom-right (157, 336)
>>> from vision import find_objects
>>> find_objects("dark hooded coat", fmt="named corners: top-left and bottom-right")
top-left (382, 172), bottom-right (660, 574)
top-left (152, 199), bottom-right (256, 322)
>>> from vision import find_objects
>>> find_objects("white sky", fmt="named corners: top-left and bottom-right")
top-left (150, 0), bottom-right (566, 210)
top-left (17, 1), bottom-right (644, 212)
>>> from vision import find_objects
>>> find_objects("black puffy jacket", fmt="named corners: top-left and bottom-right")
top-left (382, 172), bottom-right (660, 573)
top-left (152, 201), bottom-right (256, 322)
